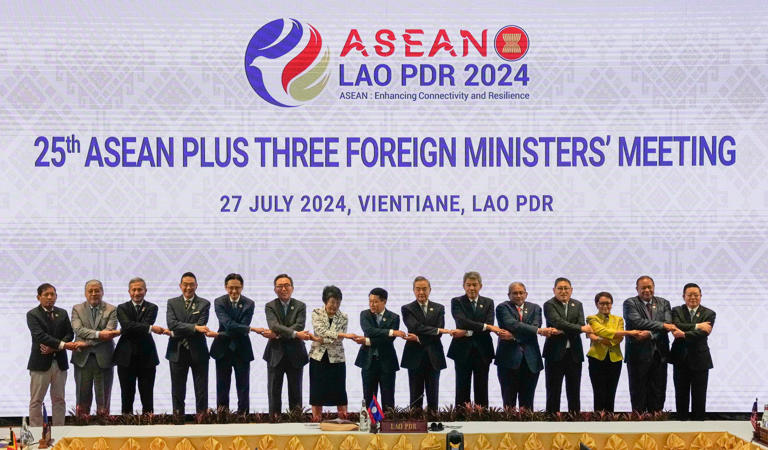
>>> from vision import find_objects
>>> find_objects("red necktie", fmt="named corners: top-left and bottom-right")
top-left (518, 305), bottom-right (523, 320)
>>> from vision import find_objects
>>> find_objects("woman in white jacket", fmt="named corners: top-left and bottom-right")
top-left (309, 285), bottom-right (356, 421)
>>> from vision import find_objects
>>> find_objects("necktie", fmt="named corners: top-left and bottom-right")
top-left (689, 309), bottom-right (696, 321)
top-left (421, 302), bottom-right (428, 315)
top-left (47, 310), bottom-right (54, 322)
top-left (135, 303), bottom-right (141, 315)
top-left (184, 299), bottom-right (191, 310)
top-left (376, 314), bottom-right (382, 326)
top-left (645, 301), bottom-right (653, 318)
top-left (517, 305), bottom-right (523, 320)
top-left (91, 307), bottom-right (98, 324)
top-left (283, 302), bottom-right (289, 316)
top-left (471, 300), bottom-right (477, 312)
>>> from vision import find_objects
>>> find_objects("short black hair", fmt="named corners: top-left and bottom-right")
top-left (322, 285), bottom-right (342, 303)
top-left (683, 282), bottom-right (701, 295)
top-left (554, 277), bottom-right (571, 288)
top-left (181, 272), bottom-right (197, 282)
top-left (594, 291), bottom-right (613, 305)
top-left (225, 273), bottom-right (244, 285)
top-left (273, 273), bottom-right (293, 286)
top-left (636, 275), bottom-right (654, 287)
top-left (369, 287), bottom-right (388, 301)
top-left (37, 283), bottom-right (56, 296)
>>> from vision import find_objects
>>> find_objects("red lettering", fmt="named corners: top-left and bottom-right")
top-left (428, 29), bottom-right (457, 57)
top-left (340, 29), bottom-right (368, 57)
top-left (461, 29), bottom-right (487, 57)
top-left (403, 29), bottom-right (424, 57)
top-left (374, 29), bottom-right (395, 56)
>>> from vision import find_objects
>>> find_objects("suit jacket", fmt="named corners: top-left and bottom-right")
top-left (355, 309), bottom-right (400, 373)
top-left (165, 295), bottom-right (210, 364)
top-left (209, 295), bottom-right (255, 362)
top-left (400, 300), bottom-right (447, 370)
top-left (262, 298), bottom-right (309, 368)
top-left (71, 301), bottom-right (118, 368)
top-left (309, 308), bottom-right (348, 363)
top-left (113, 300), bottom-right (160, 368)
top-left (27, 305), bottom-right (74, 371)
top-left (542, 297), bottom-right (585, 362)
top-left (447, 295), bottom-right (495, 365)
top-left (495, 301), bottom-right (543, 372)
top-left (669, 305), bottom-right (715, 371)
top-left (622, 295), bottom-right (671, 364)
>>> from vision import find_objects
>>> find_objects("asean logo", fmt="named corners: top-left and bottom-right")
top-left (494, 25), bottom-right (529, 61)
top-left (244, 18), bottom-right (331, 107)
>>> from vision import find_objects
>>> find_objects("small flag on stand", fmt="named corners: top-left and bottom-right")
top-left (6, 429), bottom-right (18, 450)
top-left (752, 398), bottom-right (760, 431)
top-left (367, 395), bottom-right (384, 424)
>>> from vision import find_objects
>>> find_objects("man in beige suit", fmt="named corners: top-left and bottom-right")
top-left (71, 280), bottom-right (119, 415)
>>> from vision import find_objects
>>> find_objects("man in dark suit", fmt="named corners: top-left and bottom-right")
top-left (165, 272), bottom-right (212, 416)
top-left (208, 273), bottom-right (255, 413)
top-left (400, 276), bottom-right (453, 412)
top-left (353, 287), bottom-right (406, 411)
top-left (27, 283), bottom-right (80, 426)
top-left (542, 277), bottom-right (592, 413)
top-left (262, 273), bottom-right (312, 415)
top-left (495, 281), bottom-right (558, 410)
top-left (113, 277), bottom-right (167, 414)
top-left (670, 283), bottom-right (715, 420)
top-left (71, 279), bottom-right (119, 415)
top-left (623, 275), bottom-right (679, 413)
top-left (447, 271), bottom-right (501, 408)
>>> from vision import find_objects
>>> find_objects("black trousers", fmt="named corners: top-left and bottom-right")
top-left (497, 360), bottom-right (539, 410)
top-left (361, 357), bottom-right (396, 411)
top-left (627, 353), bottom-right (667, 413)
top-left (588, 355), bottom-right (621, 412)
top-left (169, 348), bottom-right (208, 414)
top-left (673, 364), bottom-right (708, 420)
top-left (407, 358), bottom-right (440, 411)
top-left (215, 359), bottom-right (250, 413)
top-left (545, 349), bottom-right (581, 413)
top-left (267, 359), bottom-right (303, 415)
top-left (117, 364), bottom-right (156, 414)
top-left (454, 350), bottom-right (490, 407)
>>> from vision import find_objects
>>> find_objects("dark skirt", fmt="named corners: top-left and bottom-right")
top-left (309, 351), bottom-right (348, 406)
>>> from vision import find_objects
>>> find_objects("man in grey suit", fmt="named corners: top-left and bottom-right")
top-left (623, 275), bottom-right (679, 413)
top-left (71, 279), bottom-right (119, 415)
top-left (165, 272), bottom-right (212, 416)
top-left (262, 273), bottom-right (312, 415)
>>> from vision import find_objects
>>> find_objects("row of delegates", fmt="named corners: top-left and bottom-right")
top-left (26, 273), bottom-right (715, 424)
top-left (530, 276), bottom-right (715, 419)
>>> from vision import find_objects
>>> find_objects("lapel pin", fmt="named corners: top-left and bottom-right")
top-left (382, 318), bottom-right (387, 322)
top-left (570, 303), bottom-right (574, 307)
top-left (524, 309), bottom-right (527, 314)
top-left (55, 313), bottom-right (59, 318)
top-left (239, 304), bottom-right (242, 309)
top-left (479, 304), bottom-right (484, 308)
top-left (291, 306), bottom-right (294, 310)
top-left (429, 307), bottom-right (434, 311)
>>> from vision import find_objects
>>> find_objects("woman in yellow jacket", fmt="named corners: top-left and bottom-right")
top-left (586, 292), bottom-right (642, 412)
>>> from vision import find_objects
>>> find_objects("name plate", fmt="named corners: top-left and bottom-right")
top-left (380, 420), bottom-right (428, 433)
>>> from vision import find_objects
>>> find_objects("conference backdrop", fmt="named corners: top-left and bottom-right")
top-left (1, 1), bottom-right (766, 416)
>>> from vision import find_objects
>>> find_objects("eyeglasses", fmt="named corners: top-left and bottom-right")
top-left (275, 284), bottom-right (292, 290)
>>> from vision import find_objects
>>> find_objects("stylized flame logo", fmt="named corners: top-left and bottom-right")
top-left (244, 18), bottom-right (331, 107)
